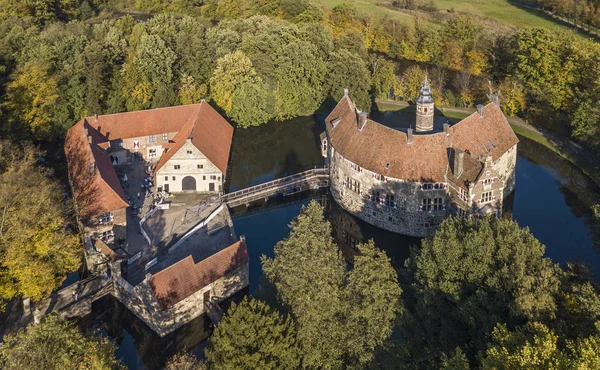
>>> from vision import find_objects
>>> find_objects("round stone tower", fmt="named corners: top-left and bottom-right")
top-left (415, 77), bottom-right (434, 132)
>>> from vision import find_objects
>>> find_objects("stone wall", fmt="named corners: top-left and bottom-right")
top-left (82, 207), bottom-right (127, 245)
top-left (156, 140), bottom-right (223, 193)
top-left (330, 148), bottom-right (447, 237)
top-left (328, 142), bottom-right (518, 236)
top-left (112, 263), bottom-right (249, 337)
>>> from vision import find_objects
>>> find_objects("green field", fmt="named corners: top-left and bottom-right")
top-left (317, 0), bottom-right (585, 34)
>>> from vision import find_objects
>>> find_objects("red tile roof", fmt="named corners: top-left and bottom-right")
top-left (65, 102), bottom-right (234, 218)
top-left (154, 102), bottom-right (234, 174)
top-left (149, 240), bottom-right (249, 309)
top-left (65, 119), bottom-right (129, 220)
top-left (325, 96), bottom-right (518, 183)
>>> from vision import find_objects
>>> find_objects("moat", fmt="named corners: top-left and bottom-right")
top-left (78, 111), bottom-right (600, 369)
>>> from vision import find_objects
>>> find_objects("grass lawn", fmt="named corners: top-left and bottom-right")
top-left (435, 0), bottom-right (575, 31)
top-left (317, 0), bottom-right (416, 25)
top-left (317, 0), bottom-right (590, 37)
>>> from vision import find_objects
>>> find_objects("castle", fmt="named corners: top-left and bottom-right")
top-left (323, 79), bottom-right (519, 237)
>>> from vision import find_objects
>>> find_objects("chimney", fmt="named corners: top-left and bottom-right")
top-left (343, 88), bottom-right (349, 97)
top-left (453, 150), bottom-right (464, 178)
top-left (477, 104), bottom-right (485, 118)
top-left (489, 92), bottom-right (500, 108)
top-left (88, 135), bottom-right (92, 144)
top-left (84, 127), bottom-right (88, 136)
top-left (358, 112), bottom-right (368, 131)
top-left (407, 128), bottom-right (413, 144)
top-left (443, 122), bottom-right (450, 136)
top-left (201, 98), bottom-right (206, 103)
top-left (94, 114), bottom-right (98, 123)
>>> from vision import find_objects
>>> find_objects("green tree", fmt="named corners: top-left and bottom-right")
top-left (273, 40), bottom-right (327, 119)
top-left (346, 240), bottom-right (402, 367)
top-left (262, 201), bottom-right (402, 369)
top-left (0, 315), bottom-right (123, 370)
top-left (0, 142), bottom-right (81, 308)
top-left (402, 217), bottom-right (560, 366)
top-left (262, 201), bottom-right (347, 369)
top-left (325, 48), bottom-right (371, 112)
top-left (570, 98), bottom-right (600, 152)
top-left (133, 34), bottom-right (177, 107)
top-left (205, 298), bottom-right (300, 370)
top-left (210, 50), bottom-right (272, 126)
top-left (177, 74), bottom-right (207, 105)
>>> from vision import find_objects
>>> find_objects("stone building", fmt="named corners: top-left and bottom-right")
top-left (64, 101), bottom-right (233, 240)
top-left (323, 81), bottom-right (519, 237)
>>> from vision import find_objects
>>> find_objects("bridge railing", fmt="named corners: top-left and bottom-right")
top-left (222, 167), bottom-right (329, 202)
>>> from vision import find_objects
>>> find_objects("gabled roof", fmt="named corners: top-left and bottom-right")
top-left (446, 149), bottom-right (484, 191)
top-left (65, 102), bottom-right (234, 219)
top-left (154, 102), bottom-right (234, 174)
top-left (325, 95), bottom-right (518, 183)
top-left (65, 119), bottom-right (129, 220)
top-left (149, 239), bottom-right (249, 309)
top-left (83, 104), bottom-right (202, 140)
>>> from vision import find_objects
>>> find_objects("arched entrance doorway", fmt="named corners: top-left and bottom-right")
top-left (181, 176), bottom-right (196, 191)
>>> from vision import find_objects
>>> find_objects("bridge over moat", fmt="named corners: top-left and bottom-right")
top-left (223, 167), bottom-right (330, 208)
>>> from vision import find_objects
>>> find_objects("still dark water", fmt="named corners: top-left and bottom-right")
top-left (84, 112), bottom-right (600, 369)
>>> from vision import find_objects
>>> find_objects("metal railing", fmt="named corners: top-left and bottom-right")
top-left (222, 168), bottom-right (330, 207)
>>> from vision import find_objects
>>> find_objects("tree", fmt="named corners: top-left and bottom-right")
top-left (325, 48), bottom-right (371, 112)
top-left (402, 217), bottom-right (560, 366)
top-left (262, 201), bottom-right (347, 369)
top-left (371, 57), bottom-right (396, 100)
top-left (482, 322), bottom-right (600, 369)
top-left (165, 353), bottom-right (206, 370)
top-left (133, 34), bottom-right (177, 107)
top-left (177, 74), bottom-right (207, 105)
top-left (0, 315), bottom-right (123, 370)
top-left (210, 50), bottom-right (272, 127)
top-left (498, 78), bottom-right (526, 116)
top-left (273, 40), bottom-right (327, 119)
top-left (570, 98), bottom-right (600, 152)
top-left (398, 65), bottom-right (425, 102)
top-left (0, 142), bottom-right (81, 308)
top-left (346, 240), bottom-right (402, 366)
top-left (3, 60), bottom-right (59, 139)
top-left (205, 298), bottom-right (300, 370)
top-left (262, 201), bottom-right (402, 369)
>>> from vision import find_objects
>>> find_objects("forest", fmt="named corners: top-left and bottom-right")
top-left (0, 0), bottom-right (600, 153)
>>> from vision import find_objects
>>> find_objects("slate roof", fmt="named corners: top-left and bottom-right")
top-left (65, 102), bottom-right (234, 218)
top-left (325, 95), bottom-right (518, 183)
top-left (149, 239), bottom-right (249, 309)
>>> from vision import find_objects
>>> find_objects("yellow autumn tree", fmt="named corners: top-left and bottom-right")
top-left (4, 60), bottom-right (59, 139)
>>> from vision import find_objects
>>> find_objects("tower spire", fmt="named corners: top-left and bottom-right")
top-left (415, 77), bottom-right (435, 132)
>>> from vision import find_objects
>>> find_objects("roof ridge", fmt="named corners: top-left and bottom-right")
top-left (85, 103), bottom-right (203, 120)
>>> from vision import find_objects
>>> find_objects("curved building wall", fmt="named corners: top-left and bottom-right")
top-left (329, 148), bottom-right (447, 237)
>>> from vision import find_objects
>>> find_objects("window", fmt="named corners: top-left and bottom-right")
top-left (422, 198), bottom-right (444, 211)
top-left (459, 188), bottom-right (469, 202)
top-left (374, 173), bottom-right (384, 181)
top-left (422, 183), bottom-right (434, 190)
top-left (343, 230), bottom-right (358, 249)
top-left (322, 140), bottom-right (327, 152)
top-left (162, 133), bottom-right (168, 141)
top-left (174, 165), bottom-right (181, 170)
top-left (424, 108), bottom-right (428, 113)
top-left (197, 164), bottom-right (203, 169)
top-left (371, 190), bottom-right (380, 203)
top-left (164, 176), bottom-right (168, 181)
top-left (210, 175), bottom-right (217, 180)
top-left (385, 194), bottom-right (395, 207)
top-left (483, 178), bottom-right (493, 186)
top-left (481, 191), bottom-right (493, 203)
top-left (149, 135), bottom-right (156, 143)
top-left (203, 176), bottom-right (206, 180)
top-left (351, 163), bottom-right (361, 172)
top-left (187, 150), bottom-right (192, 155)
top-left (344, 176), bottom-right (360, 193)
top-left (149, 148), bottom-right (157, 158)
top-left (172, 176), bottom-right (176, 181)
top-left (458, 207), bottom-right (467, 217)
